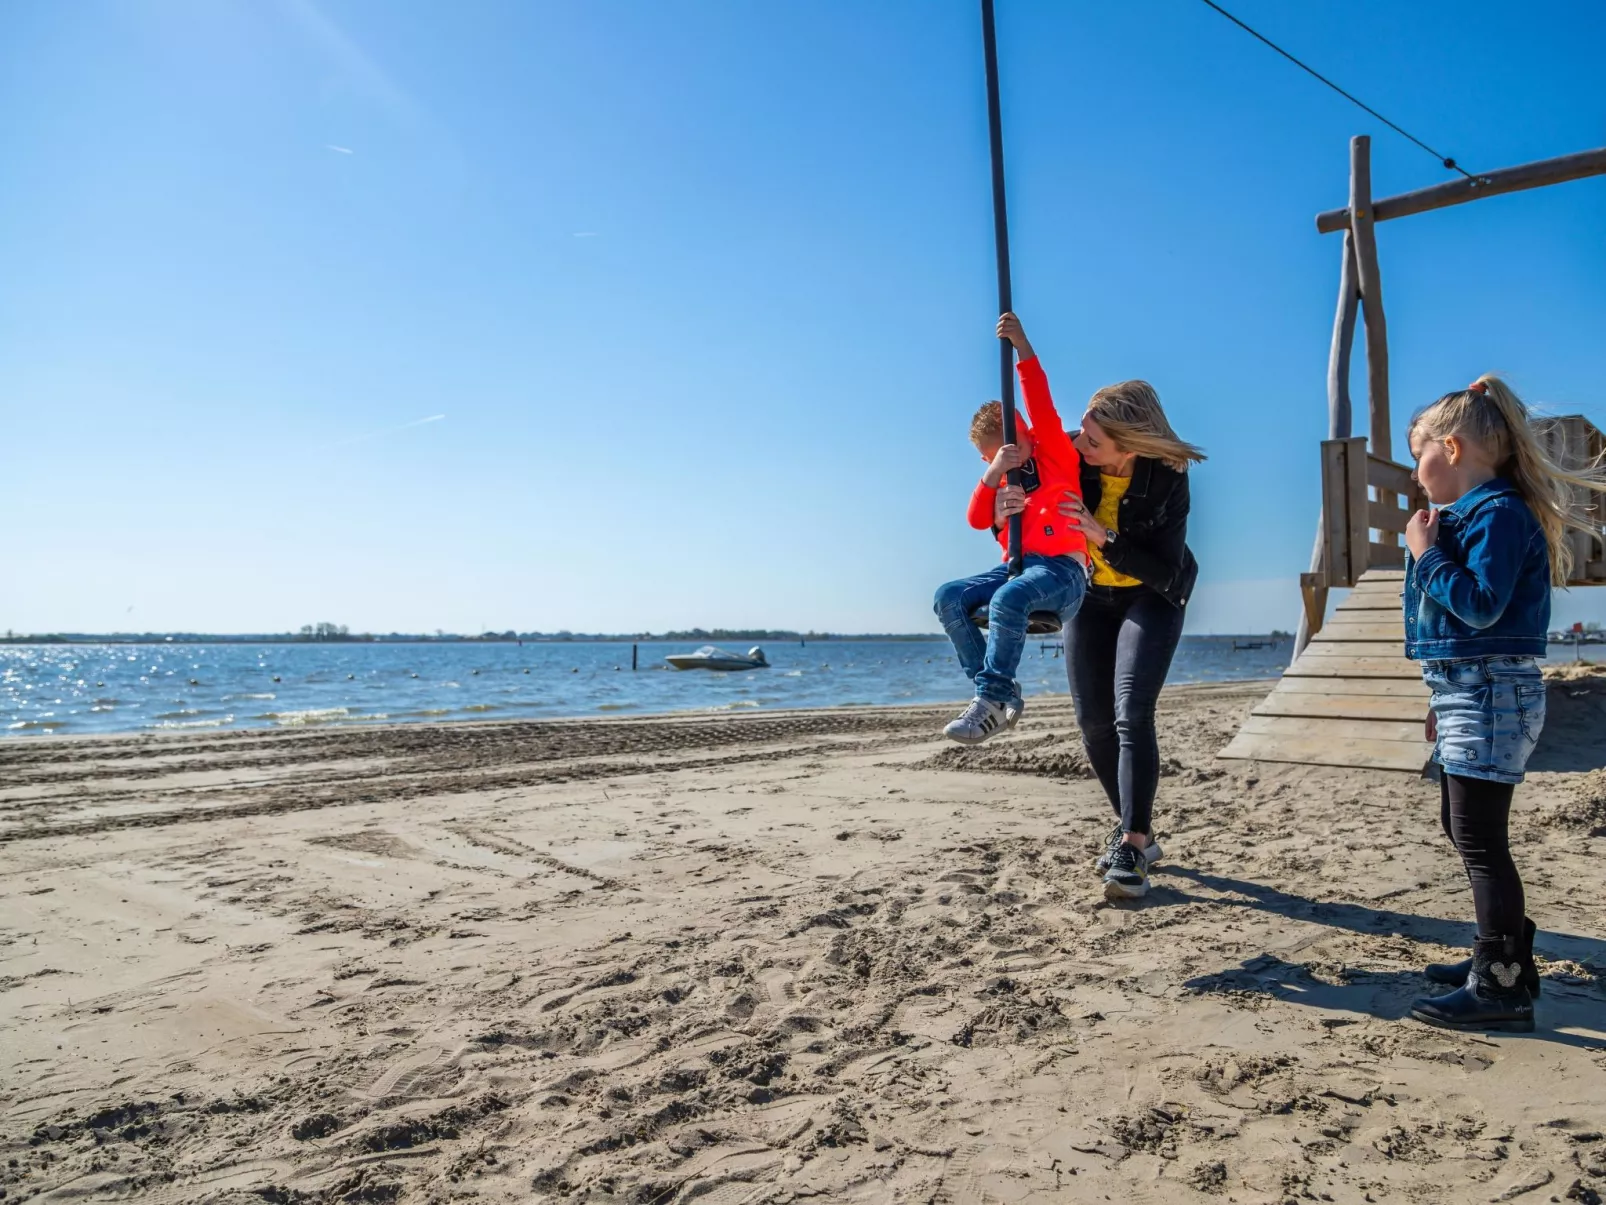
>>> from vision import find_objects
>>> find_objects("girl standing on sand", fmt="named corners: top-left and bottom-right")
top-left (992, 327), bottom-right (1204, 901)
top-left (1403, 376), bottom-right (1606, 1034)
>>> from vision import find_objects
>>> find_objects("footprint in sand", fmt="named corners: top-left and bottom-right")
top-left (365, 1045), bottom-right (462, 1100)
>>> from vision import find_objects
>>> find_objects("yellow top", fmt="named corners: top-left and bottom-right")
top-left (1089, 473), bottom-right (1142, 587)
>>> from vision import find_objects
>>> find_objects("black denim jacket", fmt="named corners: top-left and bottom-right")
top-left (1079, 457), bottom-right (1198, 608)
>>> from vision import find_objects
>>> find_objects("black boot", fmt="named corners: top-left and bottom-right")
top-left (1410, 935), bottom-right (1535, 1033)
top-left (1424, 917), bottom-right (1541, 997)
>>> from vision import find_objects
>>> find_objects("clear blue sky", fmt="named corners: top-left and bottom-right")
top-left (3, 0), bottom-right (1603, 635)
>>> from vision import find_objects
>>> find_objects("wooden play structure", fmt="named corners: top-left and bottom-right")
top-left (1222, 138), bottom-right (1606, 772)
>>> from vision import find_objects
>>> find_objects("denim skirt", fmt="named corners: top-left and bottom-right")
top-left (1422, 655), bottom-right (1546, 784)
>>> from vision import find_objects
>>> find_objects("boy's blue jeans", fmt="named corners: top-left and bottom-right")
top-left (933, 555), bottom-right (1088, 705)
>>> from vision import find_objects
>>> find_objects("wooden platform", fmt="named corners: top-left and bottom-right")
top-left (1220, 569), bottom-right (1431, 772)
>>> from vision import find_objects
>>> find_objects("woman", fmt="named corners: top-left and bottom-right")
top-left (995, 325), bottom-right (1204, 900)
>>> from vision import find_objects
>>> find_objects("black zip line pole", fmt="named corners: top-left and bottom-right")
top-left (980, 0), bottom-right (1023, 578)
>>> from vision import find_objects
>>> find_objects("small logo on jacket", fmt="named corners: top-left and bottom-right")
top-left (1043, 525), bottom-right (1054, 536)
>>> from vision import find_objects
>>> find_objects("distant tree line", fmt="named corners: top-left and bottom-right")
top-left (299, 622), bottom-right (352, 641)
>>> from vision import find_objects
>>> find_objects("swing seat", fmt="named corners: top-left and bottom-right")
top-left (971, 606), bottom-right (1063, 636)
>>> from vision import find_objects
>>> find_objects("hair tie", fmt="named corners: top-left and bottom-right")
top-left (1466, 381), bottom-right (1488, 395)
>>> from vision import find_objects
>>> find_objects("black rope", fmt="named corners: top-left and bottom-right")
top-left (1197, 0), bottom-right (1474, 179)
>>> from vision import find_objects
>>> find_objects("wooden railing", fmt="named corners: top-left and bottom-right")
top-left (1316, 437), bottom-right (1424, 589)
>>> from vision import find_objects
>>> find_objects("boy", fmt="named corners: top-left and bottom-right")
top-left (932, 313), bottom-right (1088, 743)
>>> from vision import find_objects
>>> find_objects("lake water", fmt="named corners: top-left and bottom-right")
top-left (2, 637), bottom-right (1308, 738)
top-left (8, 638), bottom-right (1601, 739)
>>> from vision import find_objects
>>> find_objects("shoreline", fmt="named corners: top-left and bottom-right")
top-left (0, 678), bottom-right (1279, 746)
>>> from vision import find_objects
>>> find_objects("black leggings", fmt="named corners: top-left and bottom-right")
top-left (1067, 584), bottom-right (1185, 836)
top-left (1440, 772), bottom-right (1524, 939)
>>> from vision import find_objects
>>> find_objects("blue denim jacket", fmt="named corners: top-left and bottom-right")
top-left (1403, 478), bottom-right (1550, 661)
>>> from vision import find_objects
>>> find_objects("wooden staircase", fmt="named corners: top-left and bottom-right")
top-left (1220, 569), bottom-right (1432, 772)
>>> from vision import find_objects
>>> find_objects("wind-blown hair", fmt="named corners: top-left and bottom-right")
top-left (1085, 380), bottom-right (1205, 473)
top-left (1410, 374), bottom-right (1606, 585)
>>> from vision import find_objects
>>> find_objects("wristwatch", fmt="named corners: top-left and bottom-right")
top-left (1104, 528), bottom-right (1117, 547)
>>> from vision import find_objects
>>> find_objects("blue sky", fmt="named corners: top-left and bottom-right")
top-left (3, 0), bottom-right (1603, 635)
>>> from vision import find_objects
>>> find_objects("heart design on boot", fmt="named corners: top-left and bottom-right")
top-left (1488, 961), bottom-right (1522, 989)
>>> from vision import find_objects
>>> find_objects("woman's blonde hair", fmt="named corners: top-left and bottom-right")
top-left (1085, 380), bottom-right (1206, 473)
top-left (1409, 374), bottom-right (1606, 586)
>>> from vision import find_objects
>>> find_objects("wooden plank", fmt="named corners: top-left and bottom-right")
top-left (1288, 646), bottom-right (1416, 664)
top-left (1253, 693), bottom-right (1428, 722)
top-left (1283, 656), bottom-right (1423, 679)
top-left (1369, 542), bottom-right (1406, 569)
top-left (1218, 730), bottom-right (1430, 773)
top-left (1340, 582), bottom-right (1403, 596)
top-left (1317, 616), bottom-right (1402, 631)
top-left (1316, 145), bottom-right (1606, 234)
top-left (1335, 596), bottom-right (1400, 612)
top-left (1299, 641), bottom-right (1409, 659)
top-left (1270, 676), bottom-right (1427, 697)
top-left (1359, 568), bottom-right (1405, 580)
top-left (1350, 137), bottom-right (1391, 460)
top-left (1299, 571), bottom-right (1328, 643)
top-left (1347, 433), bottom-right (1371, 572)
top-left (1369, 498), bottom-right (1411, 533)
top-left (1238, 713), bottom-right (1427, 743)
top-left (1312, 625), bottom-right (1401, 642)
top-left (1367, 456), bottom-right (1416, 498)
top-left (1321, 439), bottom-right (1354, 587)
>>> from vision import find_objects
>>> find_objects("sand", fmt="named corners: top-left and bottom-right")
top-left (2, 674), bottom-right (1605, 1205)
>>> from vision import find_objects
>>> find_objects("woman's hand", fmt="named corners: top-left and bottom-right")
top-left (996, 312), bottom-right (1035, 361)
top-left (1425, 709), bottom-right (1437, 742)
top-left (993, 484), bottom-right (1027, 526)
top-left (1056, 493), bottom-right (1108, 548)
top-left (1406, 508), bottom-right (1440, 558)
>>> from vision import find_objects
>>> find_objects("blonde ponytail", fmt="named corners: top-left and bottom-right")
top-left (1085, 380), bottom-right (1206, 473)
top-left (1409, 374), bottom-right (1606, 585)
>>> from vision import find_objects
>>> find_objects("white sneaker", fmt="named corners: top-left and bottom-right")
top-left (1003, 695), bottom-right (1026, 729)
top-left (944, 697), bottom-right (1008, 744)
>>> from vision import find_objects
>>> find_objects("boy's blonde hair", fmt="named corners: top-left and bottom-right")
top-left (1410, 374), bottom-right (1606, 585)
top-left (1085, 380), bottom-right (1206, 473)
top-left (970, 401), bottom-right (1005, 448)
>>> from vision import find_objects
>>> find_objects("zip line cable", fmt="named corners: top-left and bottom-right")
top-left (1196, 0), bottom-right (1475, 179)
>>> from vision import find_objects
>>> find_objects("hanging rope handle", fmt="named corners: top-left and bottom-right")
top-left (981, 0), bottom-right (1024, 578)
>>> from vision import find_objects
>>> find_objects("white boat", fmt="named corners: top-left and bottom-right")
top-left (665, 645), bottom-right (770, 672)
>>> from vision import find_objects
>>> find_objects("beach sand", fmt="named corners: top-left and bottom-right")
top-left (3, 674), bottom-right (1604, 1204)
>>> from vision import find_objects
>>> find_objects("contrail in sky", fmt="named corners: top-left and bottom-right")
top-left (321, 414), bottom-right (446, 450)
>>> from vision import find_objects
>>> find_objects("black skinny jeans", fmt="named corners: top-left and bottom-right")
top-left (1440, 772), bottom-right (1524, 939)
top-left (1067, 584), bottom-right (1185, 836)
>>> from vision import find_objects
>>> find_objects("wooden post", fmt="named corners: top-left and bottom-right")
top-left (1328, 230), bottom-right (1358, 443)
top-left (1316, 145), bottom-right (1606, 234)
top-left (632, 643), bottom-right (638, 671)
top-left (1295, 229), bottom-right (1362, 654)
top-left (1320, 438), bottom-right (1369, 588)
top-left (1349, 136), bottom-right (1391, 461)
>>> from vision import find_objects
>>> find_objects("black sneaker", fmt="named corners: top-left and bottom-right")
top-left (1093, 823), bottom-right (1124, 872)
top-left (1094, 828), bottom-right (1164, 874)
top-left (1103, 841), bottom-right (1150, 899)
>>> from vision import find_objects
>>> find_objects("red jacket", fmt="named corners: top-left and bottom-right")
top-left (966, 356), bottom-right (1088, 562)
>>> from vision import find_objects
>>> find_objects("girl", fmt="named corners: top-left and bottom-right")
top-left (1404, 375), bottom-right (1606, 1033)
top-left (994, 361), bottom-right (1205, 900)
